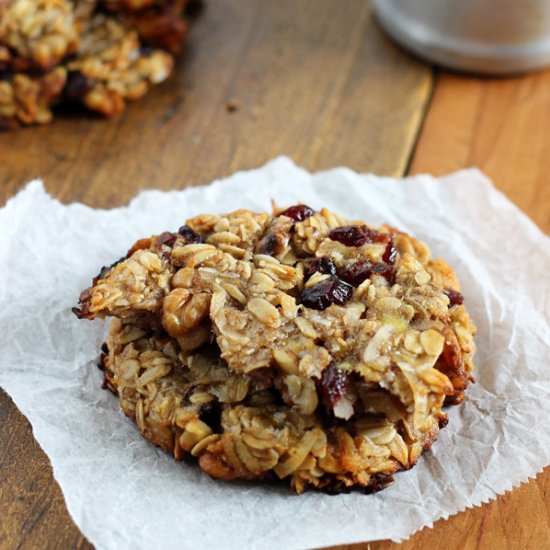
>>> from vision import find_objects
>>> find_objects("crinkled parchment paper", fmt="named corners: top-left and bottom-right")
top-left (1, 157), bottom-right (549, 549)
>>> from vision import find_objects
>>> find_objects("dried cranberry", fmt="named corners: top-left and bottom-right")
top-left (301, 276), bottom-right (353, 310)
top-left (370, 262), bottom-right (397, 285)
top-left (329, 225), bottom-right (366, 246)
top-left (337, 259), bottom-right (372, 287)
top-left (64, 70), bottom-right (93, 101)
top-left (157, 231), bottom-right (177, 247)
top-left (328, 225), bottom-right (389, 247)
top-left (382, 239), bottom-right (398, 266)
top-left (178, 225), bottom-right (203, 244)
top-left (444, 289), bottom-right (464, 306)
top-left (277, 204), bottom-right (314, 222)
top-left (320, 364), bottom-right (347, 407)
top-left (303, 256), bottom-right (337, 281)
top-left (376, 239), bottom-right (398, 284)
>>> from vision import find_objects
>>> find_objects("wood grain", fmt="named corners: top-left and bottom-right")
top-left (0, 397), bottom-right (92, 550)
top-left (409, 71), bottom-right (550, 232)
top-left (375, 69), bottom-right (550, 550)
top-left (0, 1), bottom-right (433, 548)
top-left (0, 0), bottom-right (432, 209)
top-left (323, 69), bottom-right (550, 550)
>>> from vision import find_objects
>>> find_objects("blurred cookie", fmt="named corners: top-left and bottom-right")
top-left (0, 0), bottom-right (198, 128)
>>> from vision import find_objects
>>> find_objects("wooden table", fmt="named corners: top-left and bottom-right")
top-left (1, 1), bottom-right (549, 548)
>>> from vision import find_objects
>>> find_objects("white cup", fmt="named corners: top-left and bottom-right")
top-left (372, 0), bottom-right (550, 74)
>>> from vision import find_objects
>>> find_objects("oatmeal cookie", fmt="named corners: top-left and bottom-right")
top-left (74, 205), bottom-right (476, 493)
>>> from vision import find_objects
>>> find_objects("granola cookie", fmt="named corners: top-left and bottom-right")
top-left (74, 205), bottom-right (476, 493)
top-left (0, 0), bottom-right (198, 128)
top-left (0, 0), bottom-right (186, 69)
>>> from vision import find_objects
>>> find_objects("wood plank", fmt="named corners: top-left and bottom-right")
top-left (0, 1), bottom-right (433, 548)
top-left (0, 0), bottom-right (432, 210)
top-left (409, 71), bottom-right (550, 231)
top-left (0, 394), bottom-right (92, 550)
top-left (382, 69), bottom-right (550, 550)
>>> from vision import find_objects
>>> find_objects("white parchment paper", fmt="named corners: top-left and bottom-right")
top-left (1, 157), bottom-right (549, 549)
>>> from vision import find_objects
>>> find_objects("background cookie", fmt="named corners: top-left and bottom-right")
top-left (0, 0), bottom-right (198, 128)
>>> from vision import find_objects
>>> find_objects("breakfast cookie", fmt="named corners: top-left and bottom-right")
top-left (0, 0), bottom-right (198, 128)
top-left (0, 67), bottom-right (67, 129)
top-left (74, 205), bottom-right (476, 493)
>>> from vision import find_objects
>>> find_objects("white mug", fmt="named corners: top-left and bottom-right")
top-left (372, 0), bottom-right (550, 74)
